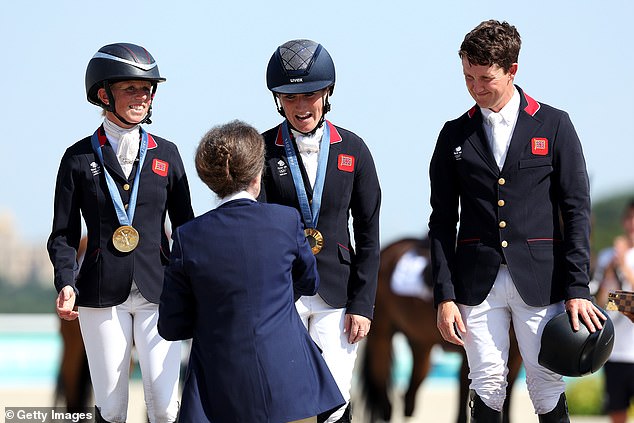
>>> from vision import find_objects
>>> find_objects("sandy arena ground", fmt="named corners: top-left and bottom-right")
top-left (1, 381), bottom-right (619, 423)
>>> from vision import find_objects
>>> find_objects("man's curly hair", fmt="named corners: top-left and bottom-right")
top-left (459, 20), bottom-right (521, 72)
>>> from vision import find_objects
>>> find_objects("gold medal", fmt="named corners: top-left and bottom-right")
top-left (112, 225), bottom-right (139, 253)
top-left (304, 228), bottom-right (324, 255)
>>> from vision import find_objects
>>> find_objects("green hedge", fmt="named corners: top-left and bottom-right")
top-left (566, 372), bottom-right (634, 417)
top-left (566, 374), bottom-right (604, 415)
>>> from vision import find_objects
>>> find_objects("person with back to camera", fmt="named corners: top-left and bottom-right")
top-left (594, 199), bottom-right (634, 423)
top-left (157, 120), bottom-right (345, 423)
top-left (428, 20), bottom-right (607, 422)
top-left (259, 39), bottom-right (381, 423)
top-left (48, 43), bottom-right (194, 423)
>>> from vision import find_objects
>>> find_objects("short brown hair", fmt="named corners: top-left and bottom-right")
top-left (459, 20), bottom-right (521, 72)
top-left (195, 120), bottom-right (265, 198)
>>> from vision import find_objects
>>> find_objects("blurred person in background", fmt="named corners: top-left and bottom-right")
top-left (594, 199), bottom-right (634, 423)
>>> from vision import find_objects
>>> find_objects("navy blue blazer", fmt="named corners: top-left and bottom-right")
top-left (158, 199), bottom-right (344, 423)
top-left (260, 121), bottom-right (381, 319)
top-left (429, 86), bottom-right (592, 308)
top-left (48, 126), bottom-right (194, 307)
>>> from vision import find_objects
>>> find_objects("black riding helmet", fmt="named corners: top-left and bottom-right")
top-left (538, 310), bottom-right (615, 377)
top-left (85, 43), bottom-right (166, 125)
top-left (266, 39), bottom-right (335, 133)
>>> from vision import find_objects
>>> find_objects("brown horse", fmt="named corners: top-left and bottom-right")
top-left (55, 318), bottom-right (92, 411)
top-left (358, 237), bottom-right (522, 423)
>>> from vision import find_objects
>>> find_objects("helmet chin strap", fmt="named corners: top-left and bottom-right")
top-left (273, 92), bottom-right (331, 136)
top-left (103, 81), bottom-right (156, 126)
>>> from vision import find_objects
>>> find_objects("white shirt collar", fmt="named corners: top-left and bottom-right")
top-left (217, 190), bottom-right (256, 208)
top-left (480, 87), bottom-right (521, 126)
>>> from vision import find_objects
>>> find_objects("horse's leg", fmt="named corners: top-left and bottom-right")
top-left (365, 319), bottom-right (396, 422)
top-left (456, 349), bottom-right (470, 423)
top-left (403, 340), bottom-right (433, 417)
top-left (59, 319), bottom-right (90, 411)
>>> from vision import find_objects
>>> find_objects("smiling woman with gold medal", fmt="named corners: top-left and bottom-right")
top-left (47, 43), bottom-right (194, 423)
top-left (260, 39), bottom-right (381, 423)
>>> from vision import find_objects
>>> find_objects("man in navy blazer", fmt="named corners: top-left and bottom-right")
top-left (429, 20), bottom-right (606, 422)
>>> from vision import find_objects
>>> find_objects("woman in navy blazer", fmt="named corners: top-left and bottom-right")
top-left (49, 43), bottom-right (193, 423)
top-left (158, 120), bottom-right (344, 423)
top-left (260, 40), bottom-right (381, 423)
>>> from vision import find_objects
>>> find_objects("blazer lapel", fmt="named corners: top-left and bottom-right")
top-left (324, 123), bottom-right (343, 191)
top-left (501, 89), bottom-right (543, 173)
top-left (271, 126), bottom-right (304, 205)
top-left (101, 143), bottom-right (128, 181)
top-left (502, 113), bottom-right (542, 173)
top-left (465, 109), bottom-right (500, 174)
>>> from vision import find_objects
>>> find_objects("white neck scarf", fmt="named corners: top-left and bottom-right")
top-left (291, 125), bottom-right (324, 188)
top-left (102, 118), bottom-right (141, 179)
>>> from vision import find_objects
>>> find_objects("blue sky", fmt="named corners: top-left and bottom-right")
top-left (1, 0), bottom-right (633, 246)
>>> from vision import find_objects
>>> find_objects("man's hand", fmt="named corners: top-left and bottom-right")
top-left (56, 285), bottom-right (79, 321)
top-left (565, 298), bottom-right (606, 332)
top-left (437, 300), bottom-right (465, 346)
top-left (344, 313), bottom-right (371, 344)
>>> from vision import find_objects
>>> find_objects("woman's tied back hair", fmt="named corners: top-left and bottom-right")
top-left (195, 120), bottom-right (265, 198)
top-left (459, 20), bottom-right (521, 73)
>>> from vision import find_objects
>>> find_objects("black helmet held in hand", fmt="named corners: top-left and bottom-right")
top-left (266, 39), bottom-right (335, 95)
top-left (85, 43), bottom-right (166, 124)
top-left (539, 310), bottom-right (614, 377)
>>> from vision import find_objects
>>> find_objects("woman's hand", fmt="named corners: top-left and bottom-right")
top-left (56, 285), bottom-right (79, 321)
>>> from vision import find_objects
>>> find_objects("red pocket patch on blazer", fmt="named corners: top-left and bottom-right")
top-left (338, 154), bottom-right (355, 172)
top-left (152, 159), bottom-right (169, 177)
top-left (531, 138), bottom-right (549, 155)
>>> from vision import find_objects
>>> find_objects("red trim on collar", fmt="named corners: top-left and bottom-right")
top-left (467, 105), bottom-right (478, 118)
top-left (466, 92), bottom-right (540, 118)
top-left (97, 126), bottom-right (108, 146)
top-left (97, 126), bottom-right (158, 149)
top-left (275, 127), bottom-right (284, 146)
top-left (275, 120), bottom-right (342, 146)
top-left (326, 121), bottom-right (342, 144)
top-left (523, 92), bottom-right (541, 116)
top-left (147, 134), bottom-right (157, 149)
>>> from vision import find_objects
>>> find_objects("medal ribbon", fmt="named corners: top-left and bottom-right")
top-left (281, 120), bottom-right (330, 229)
top-left (90, 126), bottom-right (148, 227)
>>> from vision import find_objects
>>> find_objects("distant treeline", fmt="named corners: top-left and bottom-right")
top-left (591, 191), bottom-right (634, 259)
top-left (0, 276), bottom-right (56, 313)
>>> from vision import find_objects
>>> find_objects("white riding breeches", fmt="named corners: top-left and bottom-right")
top-left (78, 284), bottom-right (180, 423)
top-left (457, 265), bottom-right (566, 415)
top-left (296, 294), bottom-right (358, 423)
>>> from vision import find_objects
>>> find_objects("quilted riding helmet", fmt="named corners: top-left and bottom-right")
top-left (266, 39), bottom-right (335, 95)
top-left (539, 310), bottom-right (614, 377)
